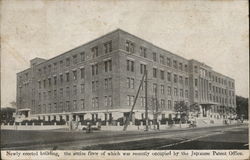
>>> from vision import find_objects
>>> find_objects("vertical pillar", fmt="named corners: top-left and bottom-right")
top-left (132, 113), bottom-right (135, 125)
top-left (69, 114), bottom-right (73, 121)
top-left (76, 115), bottom-right (80, 122)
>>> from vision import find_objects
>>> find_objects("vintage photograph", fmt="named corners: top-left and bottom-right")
top-left (1, 0), bottom-right (249, 158)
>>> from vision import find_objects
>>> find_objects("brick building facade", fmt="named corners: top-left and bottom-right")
top-left (16, 29), bottom-right (236, 122)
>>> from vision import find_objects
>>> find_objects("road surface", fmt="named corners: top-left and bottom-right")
top-left (1, 124), bottom-right (248, 150)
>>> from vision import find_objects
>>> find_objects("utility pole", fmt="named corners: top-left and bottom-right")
top-left (123, 73), bottom-right (145, 131)
top-left (145, 70), bottom-right (149, 131)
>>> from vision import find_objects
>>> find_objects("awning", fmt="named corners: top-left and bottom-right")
top-left (18, 108), bottom-right (31, 112)
top-left (112, 112), bottom-right (123, 120)
top-left (97, 112), bottom-right (105, 121)
top-left (84, 113), bottom-right (92, 120)
top-left (134, 112), bottom-right (142, 119)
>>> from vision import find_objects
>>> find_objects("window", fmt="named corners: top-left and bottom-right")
top-left (153, 52), bottom-right (157, 62)
top-left (54, 76), bottom-right (57, 85)
top-left (160, 85), bottom-right (165, 94)
top-left (54, 89), bottom-right (57, 98)
top-left (104, 96), bottom-right (108, 107)
top-left (105, 78), bottom-right (108, 89)
top-left (168, 86), bottom-right (172, 95)
top-left (60, 60), bottom-right (63, 68)
top-left (126, 60), bottom-right (134, 72)
top-left (65, 101), bottom-right (69, 112)
top-left (108, 78), bottom-right (112, 89)
top-left (43, 92), bottom-right (46, 100)
top-left (194, 66), bottom-right (198, 73)
top-left (48, 90), bottom-right (51, 99)
top-left (54, 103), bottom-right (57, 113)
top-left (174, 74), bottom-right (178, 83)
top-left (43, 66), bottom-right (46, 74)
top-left (92, 64), bottom-right (98, 75)
top-left (153, 68), bottom-right (157, 78)
top-left (38, 92), bottom-right (41, 101)
top-left (160, 99), bottom-right (165, 108)
top-left (80, 99), bottom-right (85, 110)
top-left (73, 55), bottom-right (78, 64)
top-left (180, 89), bottom-right (184, 97)
top-left (105, 96), bottom-right (112, 107)
top-left (73, 70), bottom-right (77, 80)
top-left (125, 40), bottom-right (135, 53)
top-left (80, 84), bottom-right (85, 93)
top-left (185, 78), bottom-right (188, 86)
top-left (73, 100), bottom-right (77, 111)
top-left (80, 68), bottom-right (85, 79)
top-left (104, 41), bottom-right (112, 54)
top-left (43, 79), bottom-right (46, 88)
top-left (59, 74), bottom-right (63, 84)
top-left (173, 60), bottom-right (177, 69)
top-left (167, 72), bottom-right (171, 82)
top-left (179, 76), bottom-right (183, 84)
top-left (160, 55), bottom-right (165, 65)
top-left (185, 90), bottom-right (188, 98)
top-left (38, 81), bottom-right (42, 89)
top-left (160, 70), bottom-right (164, 80)
top-left (195, 90), bottom-right (198, 99)
top-left (104, 60), bottom-right (112, 72)
top-left (59, 102), bottom-right (63, 113)
top-left (140, 46), bottom-right (147, 58)
top-left (140, 97), bottom-right (145, 107)
top-left (48, 78), bottom-right (51, 87)
top-left (73, 85), bottom-right (77, 95)
top-left (80, 52), bottom-right (85, 62)
top-left (53, 62), bottom-right (57, 71)
top-left (127, 95), bottom-right (135, 106)
top-left (92, 46), bottom-right (98, 58)
top-left (153, 83), bottom-right (157, 95)
top-left (48, 65), bottom-right (51, 73)
top-left (127, 77), bottom-right (135, 89)
top-left (66, 87), bottom-right (70, 97)
top-left (184, 64), bottom-right (188, 72)
top-left (195, 79), bottom-right (198, 87)
top-left (140, 64), bottom-right (146, 74)
top-left (168, 100), bottom-right (172, 109)
top-left (92, 81), bottom-right (95, 91)
top-left (92, 97), bottom-right (99, 108)
top-left (179, 63), bottom-right (183, 71)
top-left (92, 81), bottom-right (99, 91)
top-left (174, 88), bottom-right (178, 96)
top-left (167, 58), bottom-right (171, 67)
top-left (60, 88), bottom-right (63, 97)
top-left (66, 72), bottom-right (70, 82)
top-left (66, 58), bottom-right (70, 66)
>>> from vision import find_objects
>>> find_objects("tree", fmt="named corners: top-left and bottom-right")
top-left (0, 107), bottom-right (16, 123)
top-left (174, 101), bottom-right (189, 127)
top-left (189, 103), bottom-right (200, 117)
top-left (236, 96), bottom-right (248, 119)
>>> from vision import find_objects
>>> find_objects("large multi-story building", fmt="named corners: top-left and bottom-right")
top-left (16, 29), bottom-right (236, 123)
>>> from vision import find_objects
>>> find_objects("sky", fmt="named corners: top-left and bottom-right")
top-left (1, 0), bottom-right (249, 107)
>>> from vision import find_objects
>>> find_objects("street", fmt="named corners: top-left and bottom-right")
top-left (1, 124), bottom-right (248, 150)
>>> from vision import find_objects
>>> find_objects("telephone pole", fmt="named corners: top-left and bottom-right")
top-left (123, 72), bottom-right (145, 131)
top-left (145, 70), bottom-right (149, 131)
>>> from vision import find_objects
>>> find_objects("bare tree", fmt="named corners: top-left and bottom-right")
top-left (174, 101), bottom-right (188, 128)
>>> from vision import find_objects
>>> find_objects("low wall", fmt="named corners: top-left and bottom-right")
top-left (1, 120), bottom-right (241, 131)
top-left (1, 124), bottom-right (68, 130)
